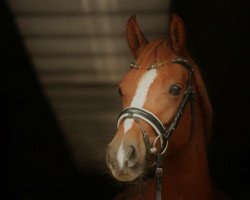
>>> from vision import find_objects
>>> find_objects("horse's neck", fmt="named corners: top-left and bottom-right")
top-left (159, 100), bottom-right (214, 200)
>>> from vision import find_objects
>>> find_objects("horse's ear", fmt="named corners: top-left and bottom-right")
top-left (126, 15), bottom-right (149, 58)
top-left (168, 14), bottom-right (186, 53)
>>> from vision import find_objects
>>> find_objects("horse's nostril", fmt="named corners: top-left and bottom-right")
top-left (126, 146), bottom-right (137, 167)
top-left (128, 146), bottom-right (136, 161)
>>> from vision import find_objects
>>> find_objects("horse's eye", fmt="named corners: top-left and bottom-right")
top-left (169, 84), bottom-right (182, 96)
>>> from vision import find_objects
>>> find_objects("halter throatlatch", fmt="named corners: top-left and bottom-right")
top-left (116, 57), bottom-right (195, 200)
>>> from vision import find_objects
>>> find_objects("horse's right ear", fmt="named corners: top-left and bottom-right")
top-left (126, 15), bottom-right (149, 59)
top-left (168, 14), bottom-right (187, 54)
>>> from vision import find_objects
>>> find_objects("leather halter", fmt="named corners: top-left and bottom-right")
top-left (117, 57), bottom-right (195, 154)
top-left (116, 57), bottom-right (195, 200)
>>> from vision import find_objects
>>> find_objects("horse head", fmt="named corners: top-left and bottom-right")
top-left (106, 14), bottom-right (212, 184)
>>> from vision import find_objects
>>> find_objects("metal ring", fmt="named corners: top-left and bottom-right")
top-left (150, 135), bottom-right (163, 154)
top-left (150, 135), bottom-right (168, 155)
top-left (160, 141), bottom-right (168, 155)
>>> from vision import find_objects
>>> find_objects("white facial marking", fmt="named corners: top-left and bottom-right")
top-left (117, 140), bottom-right (125, 169)
top-left (116, 69), bottom-right (157, 170)
top-left (124, 118), bottom-right (134, 133)
top-left (123, 69), bottom-right (157, 134)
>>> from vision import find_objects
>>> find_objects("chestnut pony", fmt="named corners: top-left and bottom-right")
top-left (106, 14), bottom-right (228, 200)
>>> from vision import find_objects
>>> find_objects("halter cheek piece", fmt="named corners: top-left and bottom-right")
top-left (116, 57), bottom-right (195, 200)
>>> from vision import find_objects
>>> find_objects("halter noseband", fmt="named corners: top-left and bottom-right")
top-left (116, 57), bottom-right (195, 200)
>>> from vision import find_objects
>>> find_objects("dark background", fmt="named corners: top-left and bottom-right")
top-left (172, 0), bottom-right (250, 199)
top-left (1, 0), bottom-right (250, 199)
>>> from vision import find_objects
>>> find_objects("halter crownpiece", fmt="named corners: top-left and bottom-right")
top-left (130, 61), bottom-right (167, 70)
top-left (129, 57), bottom-right (193, 71)
top-left (129, 62), bottom-right (140, 69)
top-left (117, 57), bottom-right (195, 200)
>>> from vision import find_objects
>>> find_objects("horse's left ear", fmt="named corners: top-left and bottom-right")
top-left (126, 15), bottom-right (149, 58)
top-left (168, 14), bottom-right (187, 53)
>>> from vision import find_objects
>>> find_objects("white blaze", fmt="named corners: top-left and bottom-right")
top-left (117, 69), bottom-right (157, 169)
top-left (124, 69), bottom-right (157, 134)
top-left (117, 140), bottom-right (125, 169)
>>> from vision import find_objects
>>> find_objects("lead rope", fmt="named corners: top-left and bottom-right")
top-left (154, 140), bottom-right (168, 200)
top-left (156, 153), bottom-right (163, 200)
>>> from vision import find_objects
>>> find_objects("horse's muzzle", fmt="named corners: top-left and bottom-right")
top-left (106, 142), bottom-right (143, 181)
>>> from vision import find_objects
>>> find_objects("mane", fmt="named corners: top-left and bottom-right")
top-left (135, 39), bottom-right (213, 144)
